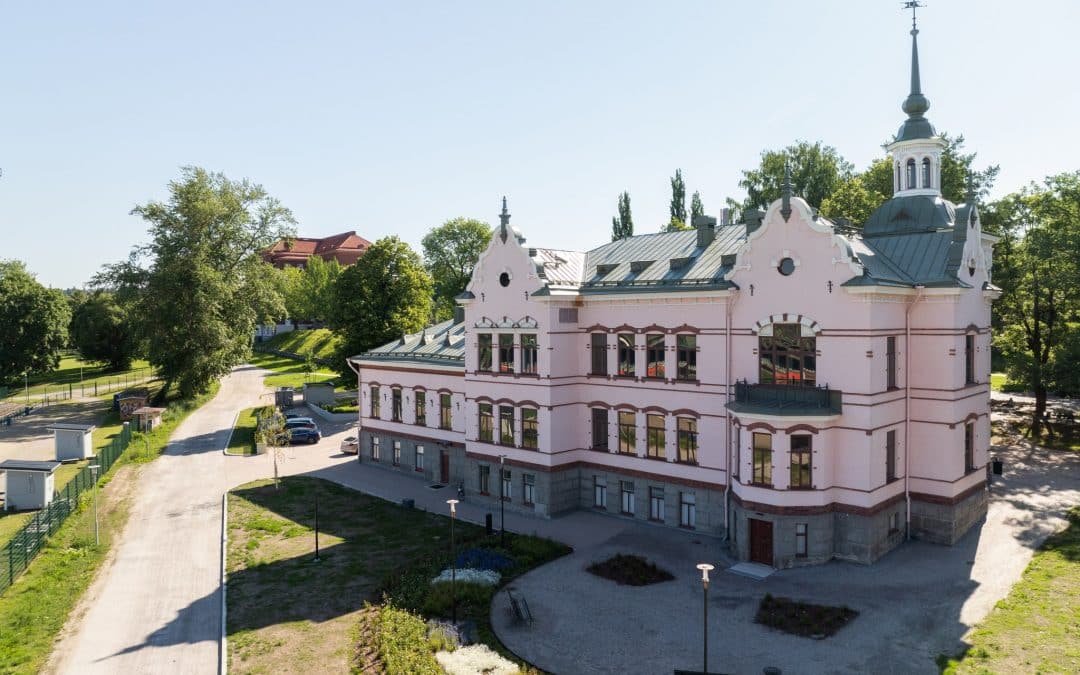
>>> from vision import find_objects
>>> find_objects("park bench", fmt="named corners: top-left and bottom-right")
top-left (506, 588), bottom-right (533, 626)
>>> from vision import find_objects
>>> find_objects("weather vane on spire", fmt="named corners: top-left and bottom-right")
top-left (903, 1), bottom-right (924, 32)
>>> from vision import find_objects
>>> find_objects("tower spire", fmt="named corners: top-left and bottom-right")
top-left (780, 161), bottom-right (793, 222)
top-left (895, 1), bottom-right (935, 142)
top-left (498, 196), bottom-right (511, 243)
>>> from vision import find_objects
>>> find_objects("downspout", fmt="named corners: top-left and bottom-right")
top-left (904, 285), bottom-right (925, 540)
top-left (347, 357), bottom-right (362, 434)
top-left (724, 287), bottom-right (741, 541)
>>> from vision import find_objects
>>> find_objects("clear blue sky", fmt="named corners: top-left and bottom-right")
top-left (3, 1), bottom-right (1077, 288)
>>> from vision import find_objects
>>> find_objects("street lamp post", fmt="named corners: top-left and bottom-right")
top-left (89, 464), bottom-right (101, 546)
top-left (499, 454), bottom-right (506, 548)
top-left (696, 563), bottom-right (714, 674)
top-left (447, 499), bottom-right (459, 624)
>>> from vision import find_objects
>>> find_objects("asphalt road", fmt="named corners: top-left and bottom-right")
top-left (48, 365), bottom-right (356, 675)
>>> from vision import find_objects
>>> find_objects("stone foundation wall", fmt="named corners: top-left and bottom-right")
top-left (910, 485), bottom-right (988, 545)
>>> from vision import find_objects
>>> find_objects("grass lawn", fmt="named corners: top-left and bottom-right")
top-left (227, 406), bottom-right (269, 456)
top-left (227, 477), bottom-right (568, 674)
top-left (3, 354), bottom-right (155, 402)
top-left (0, 382), bottom-right (219, 675)
top-left (261, 329), bottom-right (342, 361)
top-left (939, 507), bottom-right (1080, 674)
top-left (248, 351), bottom-right (342, 391)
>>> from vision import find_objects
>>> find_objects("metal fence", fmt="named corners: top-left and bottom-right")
top-left (0, 423), bottom-right (132, 595)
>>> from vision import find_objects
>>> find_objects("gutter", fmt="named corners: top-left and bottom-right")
top-left (904, 284), bottom-right (925, 540)
top-left (724, 287), bottom-right (741, 541)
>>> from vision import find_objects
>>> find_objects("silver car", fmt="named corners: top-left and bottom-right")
top-left (340, 436), bottom-right (359, 455)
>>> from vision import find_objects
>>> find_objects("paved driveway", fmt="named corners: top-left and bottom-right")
top-left (490, 440), bottom-right (1080, 675)
top-left (47, 366), bottom-right (356, 675)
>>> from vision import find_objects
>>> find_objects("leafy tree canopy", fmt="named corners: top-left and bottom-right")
top-left (421, 217), bottom-right (491, 321)
top-left (990, 171), bottom-right (1080, 423)
top-left (611, 191), bottom-right (633, 240)
top-left (70, 290), bottom-right (140, 371)
top-left (330, 236), bottom-right (433, 379)
top-left (736, 140), bottom-right (854, 212)
top-left (96, 167), bottom-right (295, 397)
top-left (0, 260), bottom-right (71, 383)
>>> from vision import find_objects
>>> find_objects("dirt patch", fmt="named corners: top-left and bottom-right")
top-left (586, 553), bottom-right (674, 586)
top-left (755, 593), bottom-right (858, 638)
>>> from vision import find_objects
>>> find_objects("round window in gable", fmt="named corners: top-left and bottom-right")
top-left (778, 257), bottom-right (796, 276)
top-left (499, 272), bottom-right (511, 287)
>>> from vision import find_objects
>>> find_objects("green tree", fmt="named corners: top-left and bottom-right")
top-left (737, 140), bottom-right (853, 211)
top-left (421, 217), bottom-right (492, 321)
top-left (939, 133), bottom-right (1000, 203)
top-left (97, 167), bottom-right (295, 398)
top-left (991, 171), bottom-right (1080, 428)
top-left (69, 291), bottom-right (139, 371)
top-left (859, 157), bottom-right (895, 202)
top-left (690, 191), bottom-right (705, 223)
top-left (295, 255), bottom-right (341, 323)
top-left (819, 175), bottom-right (888, 225)
top-left (0, 261), bottom-right (71, 383)
top-left (270, 263), bottom-right (306, 322)
top-left (611, 191), bottom-right (634, 241)
top-left (330, 236), bottom-right (433, 379)
top-left (669, 169), bottom-right (687, 229)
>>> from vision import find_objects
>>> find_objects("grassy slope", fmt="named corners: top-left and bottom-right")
top-left (941, 507), bottom-right (1080, 674)
top-left (261, 329), bottom-right (341, 361)
top-left (248, 351), bottom-right (343, 391)
top-left (0, 383), bottom-right (220, 675)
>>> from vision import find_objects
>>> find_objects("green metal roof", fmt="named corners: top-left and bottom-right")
top-left (355, 319), bottom-right (465, 366)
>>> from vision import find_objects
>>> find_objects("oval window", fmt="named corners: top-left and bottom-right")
top-left (778, 258), bottom-right (796, 276)
top-left (499, 272), bottom-right (511, 287)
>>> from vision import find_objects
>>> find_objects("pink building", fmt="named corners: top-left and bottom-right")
top-left (347, 24), bottom-right (1000, 567)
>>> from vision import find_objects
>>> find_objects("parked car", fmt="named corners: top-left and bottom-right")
top-left (283, 412), bottom-right (302, 420)
top-left (284, 417), bottom-right (317, 430)
top-left (288, 427), bottom-right (321, 445)
top-left (340, 436), bottom-right (359, 454)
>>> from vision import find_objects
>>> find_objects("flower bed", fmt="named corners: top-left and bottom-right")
top-left (436, 644), bottom-right (519, 675)
top-left (454, 547), bottom-right (516, 571)
top-left (586, 553), bottom-right (674, 586)
top-left (754, 593), bottom-right (858, 638)
top-left (432, 567), bottom-right (501, 586)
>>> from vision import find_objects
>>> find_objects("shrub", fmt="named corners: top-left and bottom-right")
top-left (421, 582), bottom-right (495, 619)
top-left (374, 604), bottom-right (442, 675)
top-left (754, 595), bottom-right (858, 638)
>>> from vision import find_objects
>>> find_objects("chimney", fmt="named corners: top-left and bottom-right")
top-left (743, 209), bottom-right (766, 236)
top-left (693, 215), bottom-right (717, 248)
top-left (452, 305), bottom-right (465, 324)
top-left (720, 207), bottom-right (731, 226)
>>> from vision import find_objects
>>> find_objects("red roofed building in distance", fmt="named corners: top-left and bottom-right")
top-left (263, 231), bottom-right (372, 269)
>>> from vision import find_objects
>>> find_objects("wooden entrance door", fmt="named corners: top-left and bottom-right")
top-left (749, 518), bottom-right (774, 566)
top-left (440, 451), bottom-right (450, 484)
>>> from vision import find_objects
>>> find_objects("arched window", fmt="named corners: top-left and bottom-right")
top-left (922, 157), bottom-right (932, 188)
top-left (906, 159), bottom-right (917, 190)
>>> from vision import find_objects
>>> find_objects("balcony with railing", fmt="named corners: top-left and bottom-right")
top-left (727, 380), bottom-right (842, 417)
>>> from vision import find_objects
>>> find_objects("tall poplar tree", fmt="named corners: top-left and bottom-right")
top-left (611, 191), bottom-right (634, 240)
top-left (669, 169), bottom-right (687, 227)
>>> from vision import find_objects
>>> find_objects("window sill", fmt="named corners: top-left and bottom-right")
top-left (648, 518), bottom-right (664, 524)
top-left (523, 501), bottom-right (535, 507)
top-left (675, 377), bottom-right (699, 384)
top-left (479, 491), bottom-right (489, 496)
top-left (414, 468), bottom-right (423, 473)
top-left (439, 426), bottom-right (452, 431)
top-left (521, 446), bottom-right (539, 451)
top-left (590, 446), bottom-right (609, 452)
top-left (644, 454), bottom-right (667, 462)
top-left (588, 372), bottom-right (609, 378)
top-left (644, 376), bottom-right (666, 382)
top-left (518, 372), bottom-right (540, 378)
top-left (678, 524), bottom-right (695, 531)
top-left (788, 486), bottom-right (814, 491)
top-left (675, 459), bottom-right (699, 466)
top-left (616, 374), bottom-right (636, 380)
top-left (620, 511), bottom-right (635, 517)
top-left (750, 482), bottom-right (774, 489)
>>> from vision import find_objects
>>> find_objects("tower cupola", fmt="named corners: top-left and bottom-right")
top-left (887, 2), bottom-right (945, 198)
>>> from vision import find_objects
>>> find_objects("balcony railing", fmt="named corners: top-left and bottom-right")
top-left (727, 380), bottom-right (842, 416)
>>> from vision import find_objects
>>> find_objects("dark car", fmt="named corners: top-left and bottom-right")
top-left (284, 417), bottom-right (318, 430)
top-left (288, 427), bottom-right (321, 445)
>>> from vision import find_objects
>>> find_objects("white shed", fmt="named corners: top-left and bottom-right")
top-left (0, 460), bottom-right (60, 511)
top-left (48, 423), bottom-right (96, 461)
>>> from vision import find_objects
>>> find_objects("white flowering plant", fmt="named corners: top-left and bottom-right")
top-left (431, 567), bottom-right (501, 586)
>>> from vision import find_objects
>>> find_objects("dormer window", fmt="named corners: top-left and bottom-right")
top-left (922, 158), bottom-right (932, 188)
top-left (906, 159), bottom-right (917, 190)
